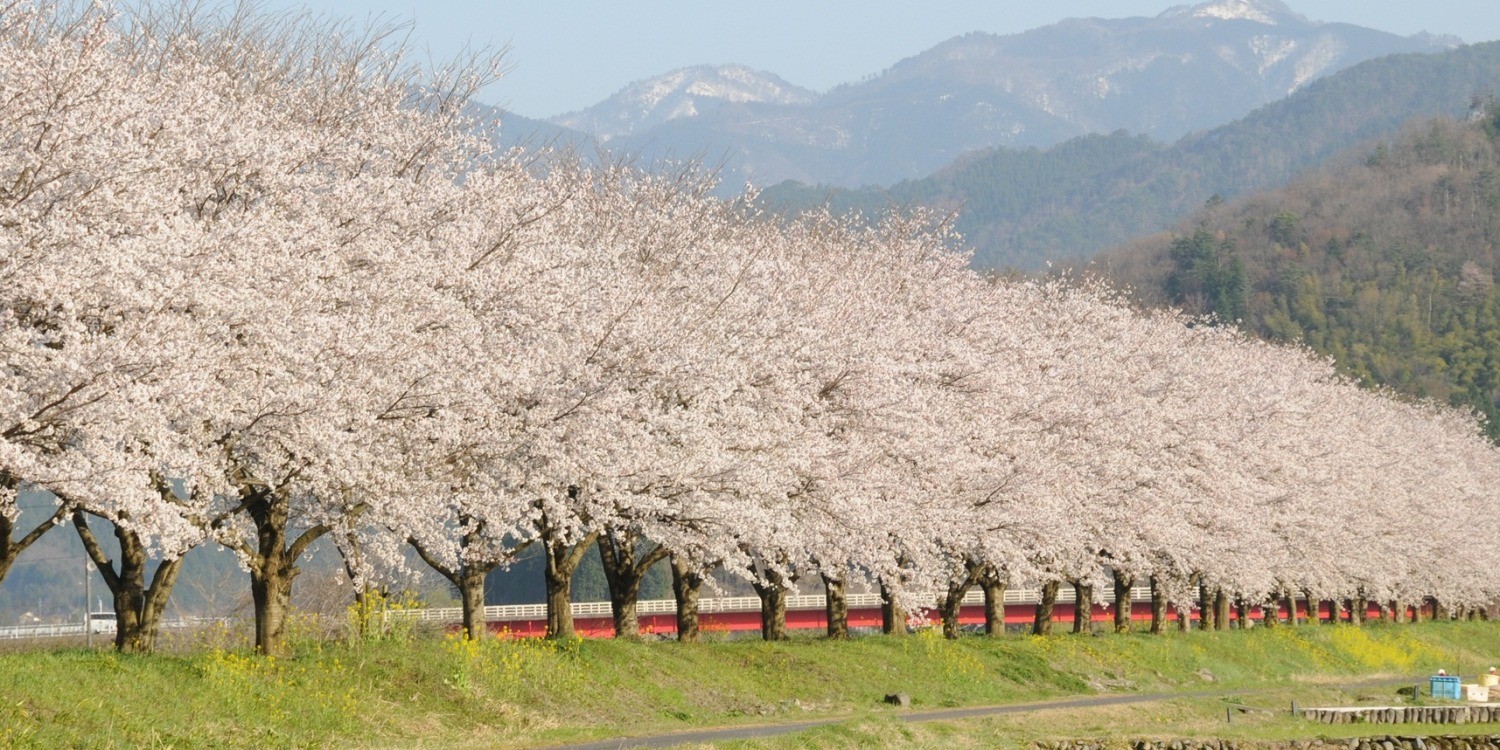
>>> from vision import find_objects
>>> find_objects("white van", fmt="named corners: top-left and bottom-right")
top-left (88, 610), bottom-right (117, 634)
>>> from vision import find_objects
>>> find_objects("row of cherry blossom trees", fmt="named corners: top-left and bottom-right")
top-left (2, 2), bottom-right (1497, 656)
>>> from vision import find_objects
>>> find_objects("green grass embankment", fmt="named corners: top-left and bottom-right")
top-left (3, 621), bottom-right (1498, 749)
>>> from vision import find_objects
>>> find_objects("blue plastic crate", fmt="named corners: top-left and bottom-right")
top-left (1430, 676), bottom-right (1462, 700)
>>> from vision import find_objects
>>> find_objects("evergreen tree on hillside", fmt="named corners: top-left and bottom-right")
top-left (1165, 229), bottom-right (1248, 324)
top-left (1102, 112), bottom-right (1500, 440)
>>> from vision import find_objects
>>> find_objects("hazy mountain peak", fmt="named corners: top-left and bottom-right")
top-left (550, 64), bottom-right (815, 142)
top-left (1164, 0), bottom-right (1303, 26)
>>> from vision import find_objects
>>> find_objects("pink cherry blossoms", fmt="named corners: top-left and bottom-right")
top-left (1, 2), bottom-right (1496, 655)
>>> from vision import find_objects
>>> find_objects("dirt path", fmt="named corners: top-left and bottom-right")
top-left (542, 677), bottom-right (1409, 750)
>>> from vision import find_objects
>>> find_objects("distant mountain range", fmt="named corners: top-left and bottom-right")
top-left (759, 40), bottom-right (1500, 270)
top-left (531, 0), bottom-right (1458, 188)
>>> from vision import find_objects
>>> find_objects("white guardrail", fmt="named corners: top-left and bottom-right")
top-left (0, 617), bottom-right (228, 641)
top-left (388, 585), bottom-right (1158, 625)
top-left (1, 587), bottom-right (1160, 639)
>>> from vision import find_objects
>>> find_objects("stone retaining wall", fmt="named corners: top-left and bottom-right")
top-left (1034, 736), bottom-right (1500, 750)
top-left (1301, 707), bottom-right (1500, 725)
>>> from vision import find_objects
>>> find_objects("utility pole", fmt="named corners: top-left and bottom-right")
top-left (83, 557), bottom-right (92, 648)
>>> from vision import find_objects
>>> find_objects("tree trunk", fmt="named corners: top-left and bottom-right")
top-left (1149, 576), bottom-right (1166, 635)
top-left (456, 566), bottom-right (486, 639)
top-left (1112, 571), bottom-right (1133, 634)
top-left (0, 493), bottom-right (67, 591)
top-left (1072, 580), bottom-right (1094, 634)
top-left (73, 512), bottom-right (185, 654)
top-left (1032, 580), bottom-right (1059, 635)
top-left (823, 574), bottom-right (848, 640)
top-left (880, 579), bottom-right (908, 637)
top-left (597, 528), bottom-right (668, 640)
top-left (1262, 602), bottom-right (1279, 629)
top-left (251, 554), bottom-right (295, 657)
top-left (669, 555), bottom-right (703, 643)
top-left (238, 486), bottom-right (328, 658)
top-left (1213, 589), bottom-right (1229, 631)
top-left (1284, 591), bottom-right (1299, 626)
top-left (981, 574), bottom-right (1007, 636)
top-left (1352, 594), bottom-right (1368, 626)
top-left (941, 563), bottom-right (983, 640)
top-left (542, 529), bottom-right (599, 640)
top-left (752, 568), bottom-right (789, 641)
top-left (1302, 590), bottom-right (1319, 625)
top-left (409, 532), bottom-right (503, 642)
top-left (1235, 597), bottom-right (1250, 630)
top-left (339, 532), bottom-right (375, 639)
top-left (1197, 580), bottom-right (1213, 631)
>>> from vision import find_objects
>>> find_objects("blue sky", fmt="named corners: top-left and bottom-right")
top-left (261, 1), bottom-right (1500, 119)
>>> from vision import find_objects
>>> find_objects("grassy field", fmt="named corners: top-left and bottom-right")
top-left (3, 620), bottom-right (1500, 749)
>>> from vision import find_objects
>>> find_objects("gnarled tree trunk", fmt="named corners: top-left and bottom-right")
top-left (1197, 580), bottom-right (1214, 631)
top-left (228, 486), bottom-right (333, 657)
top-left (339, 532), bottom-right (376, 638)
top-left (752, 567), bottom-right (789, 641)
top-left (0, 504), bottom-right (68, 591)
top-left (1112, 571), bottom-right (1134, 634)
top-left (251, 550), bottom-right (296, 657)
top-left (597, 527), bottom-right (668, 640)
top-left (409, 526), bottom-right (506, 642)
top-left (669, 555), bottom-right (704, 642)
top-left (880, 579), bottom-right (908, 637)
top-left (541, 526), bottom-right (599, 640)
top-left (1213, 589), bottom-right (1229, 631)
top-left (1032, 580), bottom-right (1060, 636)
top-left (823, 573), bottom-right (849, 640)
top-left (1072, 579), bottom-right (1094, 634)
top-left (1149, 576), bottom-right (1167, 635)
top-left (0, 484), bottom-right (67, 590)
top-left (941, 561), bottom-right (984, 640)
top-left (1301, 590), bottom-right (1320, 625)
top-left (981, 571), bottom-right (1007, 636)
top-left (73, 511), bottom-right (185, 654)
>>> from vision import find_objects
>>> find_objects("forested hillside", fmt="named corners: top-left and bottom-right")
top-left (761, 41), bottom-right (1500, 270)
top-left (1095, 108), bottom-right (1500, 438)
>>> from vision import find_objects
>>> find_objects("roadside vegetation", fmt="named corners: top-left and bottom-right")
top-left (4, 619), bottom-right (1498, 749)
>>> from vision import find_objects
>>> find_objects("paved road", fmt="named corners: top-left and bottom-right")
top-left (542, 677), bottom-right (1411, 750)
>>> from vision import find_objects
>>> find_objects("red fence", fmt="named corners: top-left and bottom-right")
top-left (482, 600), bottom-right (1393, 638)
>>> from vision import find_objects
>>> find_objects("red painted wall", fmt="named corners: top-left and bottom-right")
top-left (476, 600), bottom-right (1396, 638)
